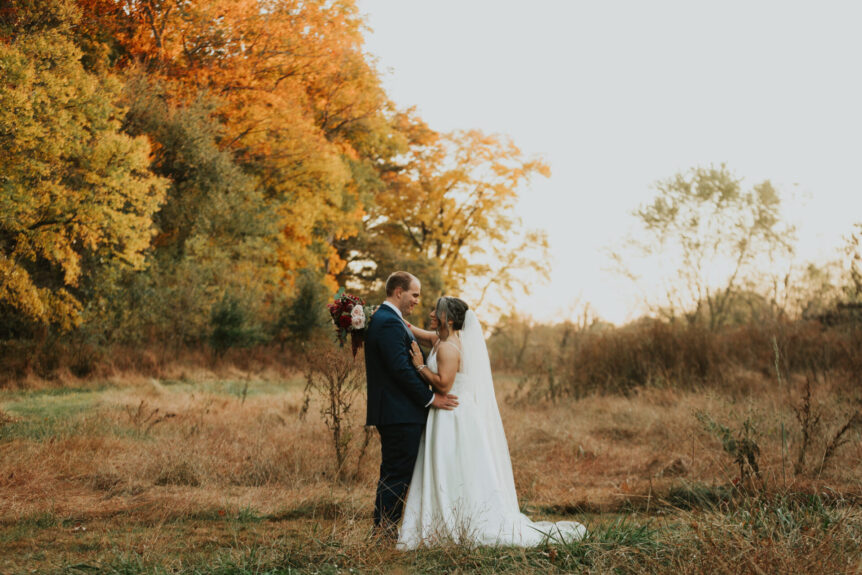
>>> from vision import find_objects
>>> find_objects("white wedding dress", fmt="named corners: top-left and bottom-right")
top-left (397, 310), bottom-right (586, 549)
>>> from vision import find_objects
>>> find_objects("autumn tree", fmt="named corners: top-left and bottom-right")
top-left (615, 165), bottom-right (795, 329)
top-left (74, 1), bottom-right (551, 313)
top-left (0, 2), bottom-right (165, 335)
top-left (75, 0), bottom-right (392, 292)
top-left (72, 71), bottom-right (282, 347)
top-left (337, 116), bottom-right (551, 316)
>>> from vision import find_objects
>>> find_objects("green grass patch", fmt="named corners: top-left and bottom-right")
top-left (1, 389), bottom-right (103, 419)
top-left (0, 389), bottom-right (144, 442)
top-left (182, 506), bottom-right (265, 524)
top-left (0, 511), bottom-right (61, 544)
top-left (158, 378), bottom-right (302, 397)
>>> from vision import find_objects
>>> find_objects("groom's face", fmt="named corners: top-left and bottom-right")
top-left (396, 279), bottom-right (421, 317)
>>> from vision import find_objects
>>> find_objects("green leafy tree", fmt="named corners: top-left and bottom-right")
top-left (275, 268), bottom-right (331, 347)
top-left (209, 293), bottom-right (265, 358)
top-left (94, 72), bottom-right (282, 347)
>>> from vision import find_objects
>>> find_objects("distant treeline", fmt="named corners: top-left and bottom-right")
top-left (489, 304), bottom-right (861, 400)
top-left (0, 0), bottom-right (549, 368)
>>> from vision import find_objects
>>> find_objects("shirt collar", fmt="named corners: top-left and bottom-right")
top-left (382, 300), bottom-right (403, 319)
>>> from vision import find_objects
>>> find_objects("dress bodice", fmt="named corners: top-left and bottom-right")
top-left (426, 347), bottom-right (440, 374)
top-left (427, 341), bottom-right (471, 400)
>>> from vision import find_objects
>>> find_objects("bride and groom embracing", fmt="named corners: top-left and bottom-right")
top-left (364, 271), bottom-right (586, 549)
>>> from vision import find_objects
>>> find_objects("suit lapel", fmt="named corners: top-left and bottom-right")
top-left (402, 318), bottom-right (416, 341)
top-left (378, 303), bottom-right (415, 340)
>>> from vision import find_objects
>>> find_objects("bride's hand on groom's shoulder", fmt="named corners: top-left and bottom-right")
top-left (431, 392), bottom-right (458, 411)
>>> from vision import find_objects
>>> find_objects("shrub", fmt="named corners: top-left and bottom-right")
top-left (209, 294), bottom-right (265, 358)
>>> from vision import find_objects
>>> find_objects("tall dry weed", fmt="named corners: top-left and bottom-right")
top-left (499, 317), bottom-right (860, 401)
top-left (302, 343), bottom-right (370, 481)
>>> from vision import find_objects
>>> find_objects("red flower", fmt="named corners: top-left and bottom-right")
top-left (328, 291), bottom-right (369, 354)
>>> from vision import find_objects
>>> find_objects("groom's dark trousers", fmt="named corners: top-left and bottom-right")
top-left (374, 423), bottom-right (424, 530)
top-left (364, 304), bottom-right (434, 536)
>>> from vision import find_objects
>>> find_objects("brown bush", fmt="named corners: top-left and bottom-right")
top-left (494, 317), bottom-right (860, 398)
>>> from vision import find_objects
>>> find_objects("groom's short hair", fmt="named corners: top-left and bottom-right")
top-left (385, 271), bottom-right (416, 296)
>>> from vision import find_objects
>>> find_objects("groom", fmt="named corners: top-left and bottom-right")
top-left (364, 271), bottom-right (459, 540)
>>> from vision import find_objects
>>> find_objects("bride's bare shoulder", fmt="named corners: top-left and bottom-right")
top-left (436, 340), bottom-right (460, 357)
top-left (438, 339), bottom-right (461, 354)
top-left (435, 340), bottom-right (461, 372)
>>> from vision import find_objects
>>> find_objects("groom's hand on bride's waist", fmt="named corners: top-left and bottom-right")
top-left (431, 392), bottom-right (458, 410)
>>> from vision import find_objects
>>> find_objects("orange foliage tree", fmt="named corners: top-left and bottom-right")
top-left (75, 0), bottom-right (394, 291)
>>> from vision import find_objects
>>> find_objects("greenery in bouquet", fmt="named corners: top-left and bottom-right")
top-left (327, 288), bottom-right (376, 356)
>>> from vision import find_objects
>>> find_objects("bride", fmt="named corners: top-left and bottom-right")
top-left (397, 296), bottom-right (586, 549)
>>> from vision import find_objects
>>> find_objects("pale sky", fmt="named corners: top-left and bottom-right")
top-left (357, 0), bottom-right (862, 324)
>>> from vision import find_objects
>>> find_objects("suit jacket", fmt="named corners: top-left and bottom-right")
top-left (364, 303), bottom-right (434, 426)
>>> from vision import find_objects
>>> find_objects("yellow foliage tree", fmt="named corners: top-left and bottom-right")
top-left (371, 123), bottom-right (552, 302)
top-left (0, 21), bottom-right (166, 330)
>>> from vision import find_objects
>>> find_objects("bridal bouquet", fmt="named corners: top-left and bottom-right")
top-left (327, 289), bottom-right (376, 357)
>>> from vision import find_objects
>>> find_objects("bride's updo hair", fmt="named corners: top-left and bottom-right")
top-left (436, 296), bottom-right (469, 331)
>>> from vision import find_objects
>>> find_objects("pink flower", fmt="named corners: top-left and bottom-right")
top-left (351, 305), bottom-right (366, 329)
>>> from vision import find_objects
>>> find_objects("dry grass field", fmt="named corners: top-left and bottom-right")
top-left (1, 360), bottom-right (860, 574)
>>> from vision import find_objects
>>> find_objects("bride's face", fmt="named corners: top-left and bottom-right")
top-left (428, 309), bottom-right (439, 330)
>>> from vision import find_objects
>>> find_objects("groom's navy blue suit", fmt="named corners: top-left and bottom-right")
top-left (364, 303), bottom-right (434, 534)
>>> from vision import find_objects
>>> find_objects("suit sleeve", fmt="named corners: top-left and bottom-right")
top-left (377, 316), bottom-right (435, 408)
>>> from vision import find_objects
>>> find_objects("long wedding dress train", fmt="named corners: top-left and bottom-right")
top-left (397, 311), bottom-right (586, 549)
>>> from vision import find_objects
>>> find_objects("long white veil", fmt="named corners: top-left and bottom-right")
top-left (397, 308), bottom-right (587, 548)
top-left (459, 310), bottom-right (520, 510)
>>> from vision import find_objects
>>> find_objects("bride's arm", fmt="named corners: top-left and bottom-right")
top-left (408, 323), bottom-right (438, 347)
top-left (409, 341), bottom-right (458, 394)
